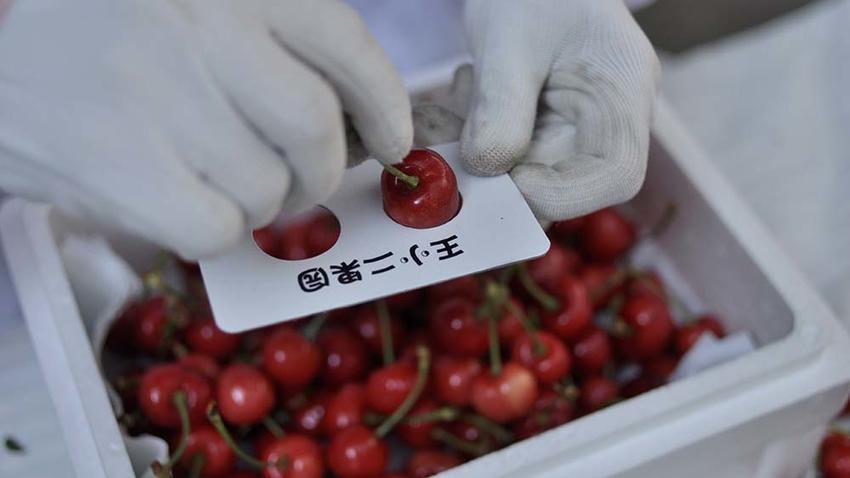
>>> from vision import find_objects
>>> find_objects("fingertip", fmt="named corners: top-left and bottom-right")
top-left (460, 117), bottom-right (532, 177)
top-left (171, 199), bottom-right (245, 261)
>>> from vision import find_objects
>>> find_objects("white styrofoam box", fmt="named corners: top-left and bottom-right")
top-left (2, 99), bottom-right (849, 478)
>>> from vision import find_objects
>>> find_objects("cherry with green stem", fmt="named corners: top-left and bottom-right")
top-left (374, 346), bottom-right (430, 438)
top-left (207, 403), bottom-right (286, 472)
top-left (151, 391), bottom-right (190, 478)
top-left (516, 263), bottom-right (560, 312)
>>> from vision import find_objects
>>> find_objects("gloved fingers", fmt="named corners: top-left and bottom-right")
top-left (207, 30), bottom-right (347, 214)
top-left (83, 132), bottom-right (246, 261)
top-left (524, 3), bottom-right (657, 220)
top-left (511, 150), bottom-right (645, 221)
top-left (412, 104), bottom-right (464, 148)
top-left (459, 38), bottom-right (547, 177)
top-left (167, 92), bottom-right (292, 229)
top-left (267, 0), bottom-right (413, 166)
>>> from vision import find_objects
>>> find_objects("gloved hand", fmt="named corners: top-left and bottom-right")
top-left (0, 0), bottom-right (411, 260)
top-left (458, 0), bottom-right (660, 221)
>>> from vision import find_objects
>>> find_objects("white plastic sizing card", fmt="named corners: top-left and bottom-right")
top-left (200, 142), bottom-right (549, 332)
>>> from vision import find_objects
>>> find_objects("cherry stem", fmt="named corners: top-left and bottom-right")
top-left (302, 312), bottom-right (328, 343)
top-left (161, 391), bottom-right (191, 473)
top-left (498, 266), bottom-right (516, 285)
top-left (383, 164), bottom-right (420, 189)
top-left (608, 319), bottom-right (633, 338)
top-left (405, 407), bottom-right (460, 425)
top-left (430, 428), bottom-right (490, 457)
top-left (262, 416), bottom-right (285, 438)
top-left (461, 412), bottom-right (514, 444)
top-left (188, 454), bottom-right (205, 478)
top-left (516, 264), bottom-right (560, 312)
top-left (591, 268), bottom-right (629, 303)
top-left (505, 300), bottom-right (546, 357)
top-left (604, 294), bottom-right (625, 317)
top-left (207, 403), bottom-right (285, 471)
top-left (487, 303), bottom-right (502, 376)
top-left (172, 343), bottom-right (189, 359)
top-left (376, 300), bottom-right (395, 366)
top-left (375, 346), bottom-right (431, 438)
top-left (553, 379), bottom-right (580, 402)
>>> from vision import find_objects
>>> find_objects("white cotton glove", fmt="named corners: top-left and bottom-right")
top-left (0, 0), bottom-right (411, 260)
top-left (459, 0), bottom-right (660, 221)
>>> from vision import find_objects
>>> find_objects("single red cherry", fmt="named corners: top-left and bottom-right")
top-left (428, 275), bottom-right (482, 305)
top-left (510, 331), bottom-right (572, 384)
top-left (578, 208), bottom-right (636, 261)
top-left (395, 400), bottom-right (440, 448)
top-left (428, 297), bottom-right (489, 358)
top-left (406, 449), bottom-right (461, 478)
top-left (366, 360), bottom-right (418, 415)
top-left (571, 327), bottom-right (613, 376)
top-left (350, 306), bottom-right (405, 357)
top-left (524, 243), bottom-right (582, 294)
top-left (513, 390), bottom-right (576, 439)
top-left (675, 315), bottom-right (726, 356)
top-left (579, 376), bottom-right (620, 413)
top-left (261, 434), bottom-right (325, 478)
top-left (471, 362), bottom-right (538, 423)
top-left (822, 431), bottom-right (850, 455)
top-left (549, 217), bottom-right (586, 242)
top-left (381, 149), bottom-right (460, 229)
top-left (184, 317), bottom-right (241, 359)
top-left (131, 296), bottom-right (171, 353)
top-left (431, 356), bottom-right (482, 407)
top-left (323, 383), bottom-right (367, 436)
top-left (578, 264), bottom-right (622, 308)
top-left (138, 364), bottom-right (211, 428)
top-left (614, 295), bottom-right (674, 361)
top-left (497, 298), bottom-right (526, 345)
top-left (327, 425), bottom-right (388, 478)
top-left (176, 425), bottom-right (236, 478)
top-left (541, 275), bottom-right (593, 342)
top-left (178, 353), bottom-right (221, 380)
top-left (293, 392), bottom-right (331, 437)
top-left (821, 432), bottom-right (850, 478)
top-left (317, 327), bottom-right (368, 386)
top-left (262, 327), bottom-right (322, 389)
top-left (216, 364), bottom-right (276, 426)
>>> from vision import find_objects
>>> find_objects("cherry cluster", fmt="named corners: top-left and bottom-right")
top-left (105, 208), bottom-right (727, 478)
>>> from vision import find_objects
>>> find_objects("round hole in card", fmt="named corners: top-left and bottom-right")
top-left (252, 206), bottom-right (340, 260)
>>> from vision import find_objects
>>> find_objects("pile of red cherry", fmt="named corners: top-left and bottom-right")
top-left (104, 204), bottom-right (728, 478)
